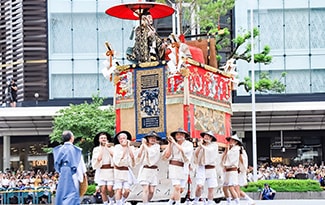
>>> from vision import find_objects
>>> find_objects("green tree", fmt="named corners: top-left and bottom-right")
top-left (239, 71), bottom-right (287, 93)
top-left (49, 95), bottom-right (115, 154)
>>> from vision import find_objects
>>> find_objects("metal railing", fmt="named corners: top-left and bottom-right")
top-left (0, 187), bottom-right (51, 204)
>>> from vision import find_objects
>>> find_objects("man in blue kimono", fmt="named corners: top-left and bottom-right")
top-left (53, 130), bottom-right (87, 205)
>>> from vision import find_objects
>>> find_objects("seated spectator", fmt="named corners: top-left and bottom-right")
top-left (260, 183), bottom-right (276, 200)
top-left (17, 180), bottom-right (25, 190)
top-left (92, 186), bottom-right (103, 204)
top-left (2, 175), bottom-right (10, 189)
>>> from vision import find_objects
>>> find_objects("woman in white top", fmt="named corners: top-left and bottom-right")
top-left (222, 134), bottom-right (241, 205)
top-left (193, 131), bottom-right (219, 205)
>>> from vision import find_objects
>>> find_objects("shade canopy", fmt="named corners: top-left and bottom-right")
top-left (105, 2), bottom-right (175, 20)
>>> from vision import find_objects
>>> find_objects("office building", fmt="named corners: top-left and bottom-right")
top-left (1, 0), bottom-right (325, 171)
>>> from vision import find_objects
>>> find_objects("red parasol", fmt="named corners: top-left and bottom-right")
top-left (105, 2), bottom-right (175, 20)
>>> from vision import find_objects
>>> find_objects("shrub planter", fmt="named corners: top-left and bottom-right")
top-left (247, 191), bottom-right (325, 200)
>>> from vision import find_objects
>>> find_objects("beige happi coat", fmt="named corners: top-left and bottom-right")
top-left (113, 144), bottom-right (136, 181)
top-left (137, 143), bottom-right (161, 183)
top-left (163, 140), bottom-right (193, 180)
top-left (92, 146), bottom-right (114, 183)
top-left (194, 142), bottom-right (219, 178)
top-left (222, 144), bottom-right (240, 168)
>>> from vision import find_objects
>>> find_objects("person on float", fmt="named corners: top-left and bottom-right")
top-left (127, 10), bottom-right (165, 63)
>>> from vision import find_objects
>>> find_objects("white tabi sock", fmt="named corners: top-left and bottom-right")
top-left (108, 197), bottom-right (114, 204)
top-left (234, 198), bottom-right (240, 204)
top-left (244, 193), bottom-right (253, 200)
top-left (168, 199), bottom-right (175, 205)
top-left (121, 196), bottom-right (126, 202)
top-left (116, 199), bottom-right (122, 205)
top-left (175, 200), bottom-right (181, 205)
top-left (208, 199), bottom-right (215, 205)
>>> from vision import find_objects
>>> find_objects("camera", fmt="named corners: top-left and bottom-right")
top-left (6, 77), bottom-right (12, 86)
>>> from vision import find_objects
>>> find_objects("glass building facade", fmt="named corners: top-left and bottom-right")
top-left (48, 0), bottom-right (135, 99)
top-left (235, 0), bottom-right (325, 96)
top-left (234, 0), bottom-right (325, 166)
top-left (47, 0), bottom-right (325, 98)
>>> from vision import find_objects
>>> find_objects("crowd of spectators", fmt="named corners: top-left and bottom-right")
top-left (247, 163), bottom-right (325, 186)
top-left (0, 169), bottom-right (58, 204)
top-left (0, 169), bottom-right (57, 193)
top-left (1, 163), bottom-right (325, 200)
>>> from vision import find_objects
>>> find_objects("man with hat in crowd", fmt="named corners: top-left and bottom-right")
top-left (91, 131), bottom-right (115, 205)
top-left (113, 130), bottom-right (136, 205)
top-left (192, 131), bottom-right (220, 205)
top-left (136, 131), bottom-right (161, 205)
top-left (162, 128), bottom-right (193, 205)
top-left (222, 133), bottom-right (242, 205)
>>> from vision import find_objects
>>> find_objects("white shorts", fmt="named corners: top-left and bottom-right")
top-left (223, 171), bottom-right (239, 186)
top-left (138, 168), bottom-right (158, 186)
top-left (196, 177), bottom-right (218, 188)
top-left (139, 180), bottom-right (158, 186)
top-left (97, 179), bottom-right (114, 186)
top-left (196, 166), bottom-right (218, 188)
top-left (113, 180), bottom-right (130, 190)
top-left (139, 176), bottom-right (158, 186)
top-left (171, 179), bottom-right (187, 188)
top-left (238, 172), bottom-right (248, 187)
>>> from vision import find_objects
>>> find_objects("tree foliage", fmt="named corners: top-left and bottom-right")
top-left (158, 0), bottom-right (285, 93)
top-left (230, 28), bottom-right (272, 65)
top-left (195, 0), bottom-right (235, 32)
top-left (239, 71), bottom-right (287, 93)
top-left (49, 95), bottom-right (115, 154)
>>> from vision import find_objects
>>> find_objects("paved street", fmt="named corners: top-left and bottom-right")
top-left (119, 200), bottom-right (325, 205)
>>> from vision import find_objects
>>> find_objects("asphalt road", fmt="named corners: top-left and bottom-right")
top-left (118, 199), bottom-right (325, 205)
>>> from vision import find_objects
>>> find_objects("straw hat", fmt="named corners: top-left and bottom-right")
top-left (93, 131), bottom-right (112, 147)
top-left (200, 130), bottom-right (217, 142)
top-left (114, 130), bottom-right (132, 145)
top-left (226, 134), bottom-right (243, 146)
top-left (143, 131), bottom-right (161, 141)
top-left (170, 128), bottom-right (190, 140)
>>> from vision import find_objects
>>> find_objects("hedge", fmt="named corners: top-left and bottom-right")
top-left (241, 179), bottom-right (323, 192)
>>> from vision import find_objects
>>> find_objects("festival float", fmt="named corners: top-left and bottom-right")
top-left (102, 1), bottom-right (238, 203)
top-left (103, 1), bottom-right (237, 146)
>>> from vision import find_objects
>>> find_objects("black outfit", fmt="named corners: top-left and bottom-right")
top-left (8, 82), bottom-right (17, 102)
top-left (127, 24), bottom-right (164, 63)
